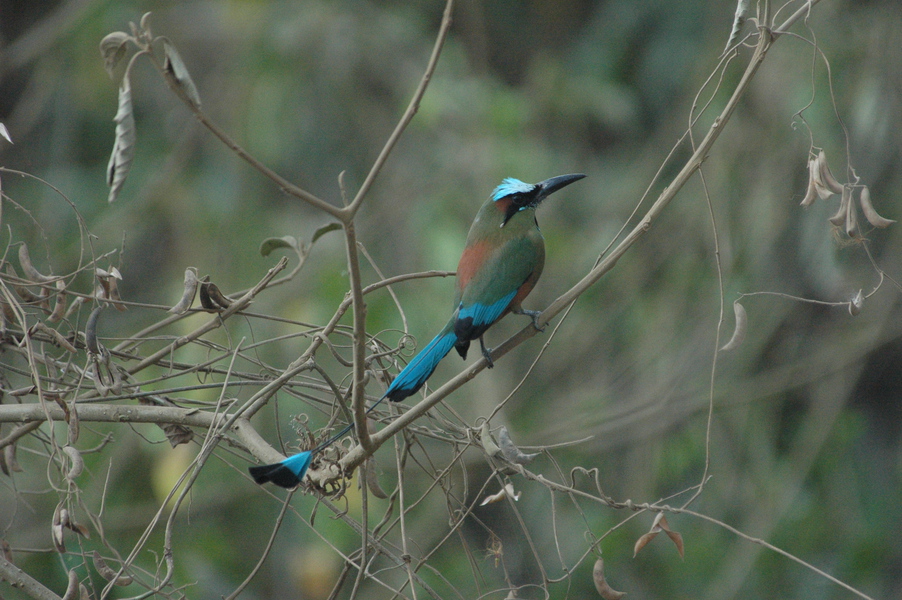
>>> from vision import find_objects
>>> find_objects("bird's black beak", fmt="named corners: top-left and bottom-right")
top-left (535, 173), bottom-right (586, 202)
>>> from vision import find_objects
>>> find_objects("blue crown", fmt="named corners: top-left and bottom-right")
top-left (492, 178), bottom-right (535, 201)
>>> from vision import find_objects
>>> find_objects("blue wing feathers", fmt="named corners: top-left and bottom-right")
top-left (457, 290), bottom-right (516, 330)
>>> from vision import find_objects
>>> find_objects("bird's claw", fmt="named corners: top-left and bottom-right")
top-left (479, 337), bottom-right (495, 368)
top-left (517, 309), bottom-right (546, 332)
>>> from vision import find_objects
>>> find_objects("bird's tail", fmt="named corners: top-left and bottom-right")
top-left (383, 325), bottom-right (457, 402)
top-left (249, 325), bottom-right (457, 488)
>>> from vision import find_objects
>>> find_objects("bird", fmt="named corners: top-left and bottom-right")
top-left (249, 173), bottom-right (585, 488)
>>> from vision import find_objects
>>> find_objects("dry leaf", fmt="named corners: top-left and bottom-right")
top-left (634, 513), bottom-right (684, 558)
top-left (848, 290), bottom-right (863, 317)
top-left (480, 483), bottom-right (520, 506)
top-left (260, 236), bottom-right (299, 257)
top-left (163, 42), bottom-right (201, 107)
top-left (52, 504), bottom-right (67, 552)
top-left (106, 76), bottom-right (136, 203)
top-left (498, 427), bottom-right (539, 465)
top-left (0, 122), bottom-right (12, 144)
top-left (99, 31), bottom-right (130, 76)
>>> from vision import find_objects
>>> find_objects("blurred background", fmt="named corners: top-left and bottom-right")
top-left (1, 0), bottom-right (900, 598)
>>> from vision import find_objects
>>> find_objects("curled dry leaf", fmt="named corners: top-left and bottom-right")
top-left (312, 222), bottom-right (342, 244)
top-left (169, 268), bottom-right (198, 314)
top-left (0, 122), bottom-right (12, 144)
top-left (106, 76), bottom-right (136, 203)
top-left (52, 504), bottom-right (67, 552)
top-left (139, 397), bottom-right (194, 446)
top-left (92, 551), bottom-right (133, 586)
top-left (204, 282), bottom-right (232, 309)
top-left (723, 0), bottom-right (750, 53)
top-left (719, 301), bottom-right (747, 352)
top-left (480, 421), bottom-right (501, 458)
top-left (848, 290), bottom-right (863, 317)
top-left (480, 483), bottom-right (520, 506)
top-left (32, 322), bottom-right (77, 353)
top-left (99, 31), bottom-right (130, 76)
top-left (161, 423), bottom-right (194, 447)
top-left (593, 558), bottom-right (626, 600)
top-left (198, 276), bottom-right (215, 310)
top-left (634, 513), bottom-right (684, 558)
top-left (858, 186), bottom-right (895, 228)
top-left (260, 236), bottom-right (299, 257)
top-left (163, 41), bottom-right (201, 107)
top-left (62, 569), bottom-right (80, 600)
top-left (497, 427), bottom-right (539, 465)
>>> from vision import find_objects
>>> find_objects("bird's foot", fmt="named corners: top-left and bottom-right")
top-left (479, 337), bottom-right (495, 369)
top-left (515, 308), bottom-right (546, 332)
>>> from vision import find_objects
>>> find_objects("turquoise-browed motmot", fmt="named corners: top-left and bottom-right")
top-left (250, 173), bottom-right (585, 488)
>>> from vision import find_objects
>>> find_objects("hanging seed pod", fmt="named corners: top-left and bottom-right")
top-left (92, 551), bottom-right (133, 586)
top-left (63, 446), bottom-right (84, 481)
top-left (204, 282), bottom-right (232, 309)
top-left (18, 244), bottom-right (54, 283)
top-left (816, 150), bottom-right (844, 195)
top-left (845, 190), bottom-right (858, 238)
top-left (168, 268), bottom-right (198, 314)
top-left (593, 558), bottom-right (626, 600)
top-left (800, 160), bottom-right (819, 207)
top-left (3, 443), bottom-right (22, 474)
top-left (363, 458), bottom-right (388, 499)
top-left (858, 186), bottom-right (896, 228)
top-left (720, 301), bottom-right (747, 351)
top-left (828, 186), bottom-right (851, 227)
top-left (48, 280), bottom-right (68, 323)
top-left (480, 421), bottom-right (502, 458)
top-left (62, 569), bottom-right (80, 600)
top-left (85, 307), bottom-right (103, 354)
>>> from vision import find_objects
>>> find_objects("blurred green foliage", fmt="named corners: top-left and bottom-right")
top-left (1, 0), bottom-right (901, 599)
